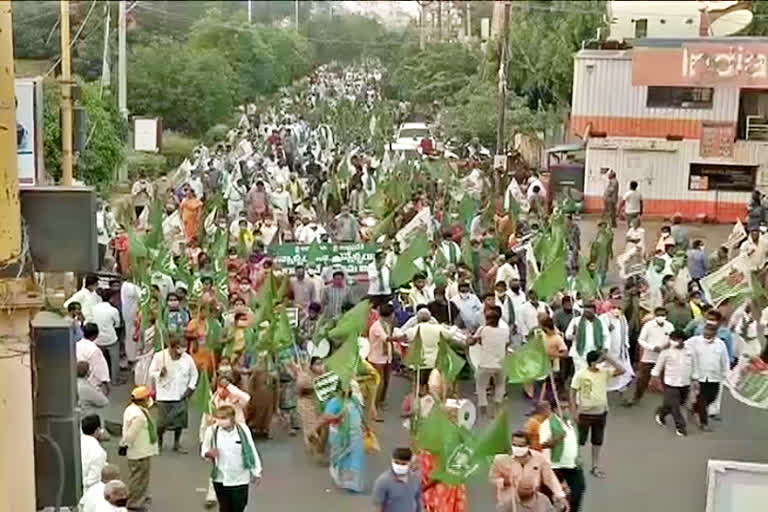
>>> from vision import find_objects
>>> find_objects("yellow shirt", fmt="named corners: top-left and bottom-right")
top-left (571, 367), bottom-right (613, 414)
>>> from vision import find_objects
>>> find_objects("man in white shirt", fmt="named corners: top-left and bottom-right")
top-left (517, 289), bottom-right (551, 339)
top-left (404, 309), bottom-right (456, 369)
top-left (148, 338), bottom-right (198, 453)
top-left (538, 404), bottom-right (584, 512)
top-left (119, 386), bottom-right (159, 510)
top-left (408, 272), bottom-right (434, 308)
top-left (64, 274), bottom-right (101, 320)
top-left (650, 330), bottom-right (694, 436)
top-left (120, 280), bottom-right (141, 364)
top-left (80, 464), bottom-right (120, 512)
top-left (688, 323), bottom-right (730, 432)
top-left (297, 220), bottom-right (327, 244)
top-left (81, 414), bottom-right (108, 493)
top-left (99, 479), bottom-right (129, 511)
top-left (202, 405), bottom-right (262, 512)
top-left (627, 306), bottom-right (674, 406)
top-left (367, 250), bottom-right (392, 298)
top-left (619, 180), bottom-right (643, 225)
top-left (451, 281), bottom-right (483, 332)
top-left (77, 323), bottom-right (111, 395)
top-left (506, 277), bottom-right (527, 311)
top-left (496, 253), bottom-right (521, 289)
top-left (90, 288), bottom-right (122, 386)
top-left (566, 301), bottom-right (609, 372)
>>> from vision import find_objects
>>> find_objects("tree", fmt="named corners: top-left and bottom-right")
top-left (128, 40), bottom-right (236, 135)
top-left (44, 80), bottom-right (125, 188)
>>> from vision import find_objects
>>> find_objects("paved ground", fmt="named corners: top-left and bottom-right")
top-left (94, 217), bottom-right (766, 512)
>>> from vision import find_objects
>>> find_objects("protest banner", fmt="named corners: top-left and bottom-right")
top-left (267, 242), bottom-right (376, 276)
top-left (724, 219), bottom-right (747, 250)
top-left (700, 253), bottom-right (752, 307)
top-left (725, 357), bottom-right (768, 409)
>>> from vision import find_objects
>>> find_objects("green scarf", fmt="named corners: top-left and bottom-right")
top-left (576, 316), bottom-right (604, 356)
top-left (139, 406), bottom-right (157, 445)
top-left (549, 414), bottom-right (566, 463)
top-left (505, 297), bottom-right (515, 326)
top-left (210, 424), bottom-right (256, 479)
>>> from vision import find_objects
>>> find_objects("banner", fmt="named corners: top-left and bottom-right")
top-left (725, 357), bottom-right (768, 409)
top-left (267, 242), bottom-right (376, 276)
top-left (725, 219), bottom-right (748, 250)
top-left (700, 253), bottom-right (752, 307)
top-left (395, 207), bottom-right (433, 248)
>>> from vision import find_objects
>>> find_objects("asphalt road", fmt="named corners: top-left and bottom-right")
top-left (95, 218), bottom-right (768, 512)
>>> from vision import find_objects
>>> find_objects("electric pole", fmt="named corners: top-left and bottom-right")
top-left (495, 1), bottom-right (510, 156)
top-left (295, 0), bottom-right (299, 31)
top-left (118, 0), bottom-right (127, 121)
top-left (437, 0), bottom-right (442, 41)
top-left (60, 0), bottom-right (73, 186)
top-left (248, 0), bottom-right (252, 24)
top-left (418, 1), bottom-right (429, 50)
top-left (466, 1), bottom-right (471, 40)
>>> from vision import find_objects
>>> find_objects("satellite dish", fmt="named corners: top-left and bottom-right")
top-left (709, 9), bottom-right (753, 36)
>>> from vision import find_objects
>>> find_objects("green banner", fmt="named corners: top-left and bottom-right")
top-left (267, 243), bottom-right (376, 276)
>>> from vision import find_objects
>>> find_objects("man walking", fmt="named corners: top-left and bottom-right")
top-left (372, 447), bottom-right (421, 512)
top-left (148, 337), bottom-right (198, 453)
top-left (90, 288), bottom-right (122, 386)
top-left (202, 405), bottom-right (262, 512)
top-left (118, 386), bottom-right (158, 511)
top-left (603, 170), bottom-right (619, 228)
top-left (625, 306), bottom-right (673, 406)
top-left (651, 330), bottom-right (694, 436)
top-left (688, 323), bottom-right (730, 432)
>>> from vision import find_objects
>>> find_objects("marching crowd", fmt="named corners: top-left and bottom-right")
top-left (70, 61), bottom-right (768, 512)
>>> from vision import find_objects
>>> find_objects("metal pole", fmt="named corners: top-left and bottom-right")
top-left (437, 0), bottom-right (442, 41)
top-left (295, 0), bottom-right (299, 31)
top-left (118, 0), bottom-right (127, 120)
top-left (0, 0), bottom-right (21, 264)
top-left (466, 0), bottom-right (471, 40)
top-left (248, 0), bottom-right (252, 24)
top-left (60, 0), bottom-right (73, 186)
top-left (495, 2), bottom-right (510, 155)
top-left (419, 2), bottom-right (425, 50)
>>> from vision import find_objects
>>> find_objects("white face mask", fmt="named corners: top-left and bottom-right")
top-left (511, 446), bottom-right (530, 457)
top-left (219, 365), bottom-right (232, 374)
top-left (460, 292), bottom-right (470, 300)
top-left (391, 462), bottom-right (410, 475)
top-left (656, 316), bottom-right (666, 325)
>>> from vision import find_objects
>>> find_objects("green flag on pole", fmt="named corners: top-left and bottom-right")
top-left (328, 300), bottom-right (371, 342)
top-left (502, 330), bottom-right (552, 384)
top-left (532, 252), bottom-right (567, 300)
top-left (435, 334), bottom-right (465, 383)
top-left (392, 232), bottom-right (430, 288)
top-left (403, 327), bottom-right (425, 368)
top-left (325, 337), bottom-right (360, 390)
top-left (191, 370), bottom-right (213, 414)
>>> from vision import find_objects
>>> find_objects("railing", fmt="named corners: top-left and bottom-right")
top-left (746, 115), bottom-right (768, 141)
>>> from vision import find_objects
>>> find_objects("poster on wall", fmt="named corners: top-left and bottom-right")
top-left (15, 80), bottom-right (36, 185)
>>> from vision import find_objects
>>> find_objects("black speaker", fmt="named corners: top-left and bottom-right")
top-left (32, 311), bottom-right (76, 417)
top-left (0, 186), bottom-right (98, 276)
top-left (32, 311), bottom-right (82, 508)
top-left (34, 416), bottom-right (82, 509)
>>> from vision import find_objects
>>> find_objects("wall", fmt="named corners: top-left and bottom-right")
top-left (583, 138), bottom-right (768, 221)
top-left (571, 50), bottom-right (740, 139)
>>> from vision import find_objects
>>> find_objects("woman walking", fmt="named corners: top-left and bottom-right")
top-left (323, 384), bottom-right (366, 493)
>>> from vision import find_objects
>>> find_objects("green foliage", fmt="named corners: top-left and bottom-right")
top-left (128, 40), bottom-right (236, 135)
top-left (43, 80), bottom-right (124, 188)
top-left (12, 1), bottom-right (60, 60)
top-left (162, 131), bottom-right (198, 168)
top-left (203, 124), bottom-right (231, 146)
top-left (305, 13), bottom-right (405, 65)
top-left (125, 151), bottom-right (168, 181)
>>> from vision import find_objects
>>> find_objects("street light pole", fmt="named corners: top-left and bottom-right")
top-left (495, 1), bottom-right (510, 155)
top-left (118, 0), bottom-right (127, 121)
top-left (248, 0), bottom-right (252, 24)
top-left (60, 0), bottom-right (74, 186)
top-left (295, 0), bottom-right (299, 31)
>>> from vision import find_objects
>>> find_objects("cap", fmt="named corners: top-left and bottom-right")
top-left (131, 386), bottom-right (151, 401)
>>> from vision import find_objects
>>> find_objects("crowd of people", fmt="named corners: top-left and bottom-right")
top-left (70, 60), bottom-right (768, 512)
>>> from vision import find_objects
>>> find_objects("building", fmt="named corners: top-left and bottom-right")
top-left (571, 37), bottom-right (768, 221)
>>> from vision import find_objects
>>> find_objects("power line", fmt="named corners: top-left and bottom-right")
top-left (45, 0), bottom-right (100, 77)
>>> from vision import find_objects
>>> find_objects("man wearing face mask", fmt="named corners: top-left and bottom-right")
top-left (372, 447), bottom-right (420, 512)
top-left (625, 307), bottom-right (673, 407)
top-left (500, 480), bottom-right (556, 512)
top-left (688, 323), bottom-right (730, 432)
top-left (650, 330), bottom-right (694, 436)
top-left (565, 302), bottom-right (606, 373)
top-left (489, 431), bottom-right (567, 510)
top-left (507, 277), bottom-right (527, 311)
top-left (148, 337), bottom-right (199, 453)
top-left (451, 281), bottom-right (483, 332)
top-left (118, 386), bottom-right (158, 511)
top-left (202, 405), bottom-right (262, 512)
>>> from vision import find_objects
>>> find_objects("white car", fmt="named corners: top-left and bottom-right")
top-left (392, 122), bottom-right (433, 152)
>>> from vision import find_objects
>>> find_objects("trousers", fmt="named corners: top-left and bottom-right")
top-left (372, 362), bottom-right (392, 405)
top-left (554, 466), bottom-right (586, 512)
top-left (657, 384), bottom-right (690, 431)
top-left (213, 482), bottom-right (249, 512)
top-left (127, 457), bottom-right (151, 510)
top-left (633, 362), bottom-right (654, 401)
top-left (475, 368), bottom-right (505, 407)
top-left (695, 381), bottom-right (720, 427)
top-left (100, 342), bottom-right (120, 385)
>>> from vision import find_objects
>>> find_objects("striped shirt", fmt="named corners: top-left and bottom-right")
top-left (322, 285), bottom-right (351, 317)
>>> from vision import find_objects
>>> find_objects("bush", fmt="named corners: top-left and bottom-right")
top-left (162, 131), bottom-right (198, 168)
top-left (203, 124), bottom-right (230, 146)
top-left (125, 151), bottom-right (168, 181)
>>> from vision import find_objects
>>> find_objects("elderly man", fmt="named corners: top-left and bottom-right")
top-left (100, 479), bottom-right (129, 511)
top-left (404, 308), bottom-right (456, 370)
top-left (80, 464), bottom-right (120, 512)
top-left (148, 337), bottom-right (198, 453)
top-left (118, 386), bottom-right (158, 511)
top-left (77, 361), bottom-right (109, 419)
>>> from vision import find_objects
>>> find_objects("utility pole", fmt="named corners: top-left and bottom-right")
top-left (466, 1), bottom-right (471, 40)
top-left (437, 0), bottom-right (442, 41)
top-left (418, 1), bottom-right (430, 50)
top-left (495, 1), bottom-right (510, 156)
top-left (248, 0), bottom-right (252, 24)
top-left (60, 0), bottom-right (73, 186)
top-left (118, 0), bottom-right (127, 121)
top-left (295, 0), bottom-right (299, 31)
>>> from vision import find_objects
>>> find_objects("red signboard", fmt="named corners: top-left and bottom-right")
top-left (632, 43), bottom-right (768, 88)
top-left (699, 122), bottom-right (735, 158)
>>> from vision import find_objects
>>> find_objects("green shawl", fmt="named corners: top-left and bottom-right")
top-left (210, 424), bottom-right (257, 479)
top-left (576, 316), bottom-right (604, 356)
top-left (549, 414), bottom-right (566, 463)
top-left (139, 406), bottom-right (158, 445)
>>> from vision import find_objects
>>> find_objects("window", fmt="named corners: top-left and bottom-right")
top-left (647, 86), bottom-right (714, 109)
top-left (634, 19), bottom-right (648, 38)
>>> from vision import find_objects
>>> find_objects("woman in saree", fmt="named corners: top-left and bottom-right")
top-left (419, 450), bottom-right (468, 512)
top-left (293, 357), bottom-right (328, 460)
top-left (184, 307), bottom-right (217, 375)
top-left (323, 383), bottom-right (366, 493)
top-left (180, 186), bottom-right (203, 244)
top-left (245, 367), bottom-right (276, 439)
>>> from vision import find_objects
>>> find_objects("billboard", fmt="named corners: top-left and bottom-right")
top-left (15, 79), bottom-right (43, 185)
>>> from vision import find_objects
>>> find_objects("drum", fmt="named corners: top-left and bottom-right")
top-left (307, 339), bottom-right (331, 359)
top-left (445, 398), bottom-right (477, 430)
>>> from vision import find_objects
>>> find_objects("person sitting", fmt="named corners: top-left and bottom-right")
top-left (77, 361), bottom-right (110, 420)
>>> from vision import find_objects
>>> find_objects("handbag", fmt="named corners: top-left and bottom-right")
top-left (362, 427), bottom-right (380, 454)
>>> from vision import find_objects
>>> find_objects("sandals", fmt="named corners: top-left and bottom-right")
top-left (590, 466), bottom-right (607, 478)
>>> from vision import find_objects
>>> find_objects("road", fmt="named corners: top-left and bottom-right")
top-left (96, 218), bottom-right (768, 512)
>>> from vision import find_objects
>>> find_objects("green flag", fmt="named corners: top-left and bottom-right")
top-left (435, 334), bottom-right (465, 383)
top-left (328, 300), bottom-right (371, 342)
top-left (392, 232), bottom-right (429, 288)
top-left (404, 327), bottom-right (425, 368)
top-left (532, 252), bottom-right (567, 300)
top-left (273, 307), bottom-right (293, 348)
top-left (205, 318), bottom-right (223, 349)
top-left (473, 408), bottom-right (510, 457)
top-left (252, 272), bottom-right (276, 327)
top-left (325, 337), bottom-right (360, 390)
top-left (457, 194), bottom-right (476, 232)
top-left (144, 195), bottom-right (165, 250)
top-left (503, 330), bottom-right (551, 384)
top-left (306, 238), bottom-right (324, 266)
top-left (414, 404), bottom-right (462, 455)
top-left (574, 255), bottom-right (599, 301)
top-left (191, 370), bottom-right (212, 414)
